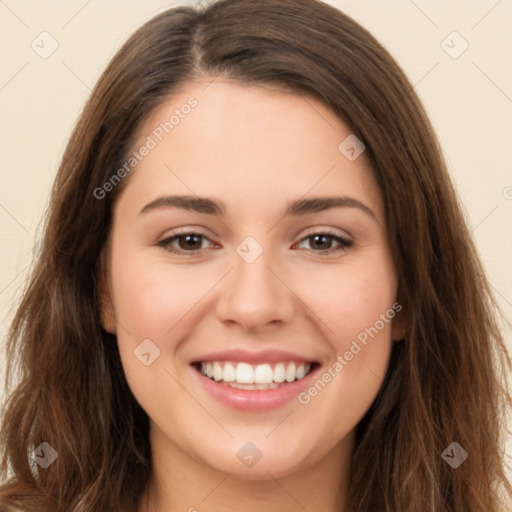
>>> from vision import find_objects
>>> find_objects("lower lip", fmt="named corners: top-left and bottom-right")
top-left (193, 365), bottom-right (319, 411)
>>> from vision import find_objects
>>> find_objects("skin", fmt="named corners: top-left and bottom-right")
top-left (99, 79), bottom-right (405, 512)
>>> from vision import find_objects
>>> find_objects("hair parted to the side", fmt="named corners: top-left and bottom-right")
top-left (1, 0), bottom-right (511, 511)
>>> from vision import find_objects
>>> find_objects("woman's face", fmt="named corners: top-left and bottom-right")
top-left (100, 80), bottom-right (404, 478)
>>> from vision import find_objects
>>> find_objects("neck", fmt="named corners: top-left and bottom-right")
top-left (140, 424), bottom-right (354, 512)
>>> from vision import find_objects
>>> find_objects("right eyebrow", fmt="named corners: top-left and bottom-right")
top-left (139, 195), bottom-right (225, 216)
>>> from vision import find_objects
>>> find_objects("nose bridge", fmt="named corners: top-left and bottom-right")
top-left (215, 235), bottom-right (295, 330)
top-left (232, 236), bottom-right (280, 301)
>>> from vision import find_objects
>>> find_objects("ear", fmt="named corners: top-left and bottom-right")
top-left (97, 249), bottom-right (117, 335)
top-left (391, 301), bottom-right (406, 342)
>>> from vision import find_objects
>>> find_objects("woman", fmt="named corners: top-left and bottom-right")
top-left (1, 0), bottom-right (510, 510)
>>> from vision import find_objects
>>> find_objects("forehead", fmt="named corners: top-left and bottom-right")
top-left (118, 79), bottom-right (383, 220)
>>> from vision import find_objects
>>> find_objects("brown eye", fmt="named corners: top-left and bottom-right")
top-left (176, 234), bottom-right (204, 250)
top-left (157, 232), bottom-right (212, 255)
top-left (309, 234), bottom-right (334, 250)
top-left (297, 232), bottom-right (353, 254)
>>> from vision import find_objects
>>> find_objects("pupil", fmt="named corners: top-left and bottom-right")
top-left (312, 235), bottom-right (330, 249)
top-left (181, 235), bottom-right (201, 249)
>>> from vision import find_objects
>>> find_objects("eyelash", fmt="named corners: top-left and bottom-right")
top-left (156, 230), bottom-right (353, 256)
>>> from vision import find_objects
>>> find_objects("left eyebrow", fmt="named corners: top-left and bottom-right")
top-left (285, 196), bottom-right (376, 220)
top-left (138, 194), bottom-right (376, 221)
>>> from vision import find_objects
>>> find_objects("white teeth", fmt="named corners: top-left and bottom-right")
top-left (213, 362), bottom-right (223, 381)
top-left (296, 363), bottom-right (307, 380)
top-left (225, 382), bottom-right (281, 390)
top-left (199, 361), bottom-right (312, 386)
top-left (222, 363), bottom-right (236, 382)
top-left (273, 363), bottom-right (286, 383)
top-left (254, 364), bottom-right (273, 384)
top-left (285, 362), bottom-right (296, 383)
top-left (235, 362), bottom-right (254, 384)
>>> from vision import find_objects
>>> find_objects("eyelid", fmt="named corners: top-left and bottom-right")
top-left (298, 225), bottom-right (353, 241)
top-left (158, 226), bottom-right (217, 243)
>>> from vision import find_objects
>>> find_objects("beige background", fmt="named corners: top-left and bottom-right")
top-left (1, 0), bottom-right (511, 480)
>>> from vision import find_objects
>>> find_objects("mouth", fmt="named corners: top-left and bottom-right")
top-left (191, 360), bottom-right (319, 391)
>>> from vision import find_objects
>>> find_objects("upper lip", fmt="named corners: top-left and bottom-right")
top-left (191, 348), bottom-right (318, 365)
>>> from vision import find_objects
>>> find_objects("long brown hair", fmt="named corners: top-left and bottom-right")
top-left (1, 1), bottom-right (510, 510)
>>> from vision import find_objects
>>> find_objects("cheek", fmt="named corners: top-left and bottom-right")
top-left (110, 248), bottom-right (211, 338)
top-left (108, 247), bottom-right (210, 416)
top-left (292, 256), bottom-right (397, 346)
top-left (108, 243), bottom-right (228, 384)
top-left (291, 256), bottom-right (396, 411)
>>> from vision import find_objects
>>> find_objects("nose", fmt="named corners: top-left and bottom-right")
top-left (215, 245), bottom-right (296, 333)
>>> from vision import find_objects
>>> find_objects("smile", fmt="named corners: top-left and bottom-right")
top-left (191, 354), bottom-right (320, 410)
top-left (197, 361), bottom-right (314, 390)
